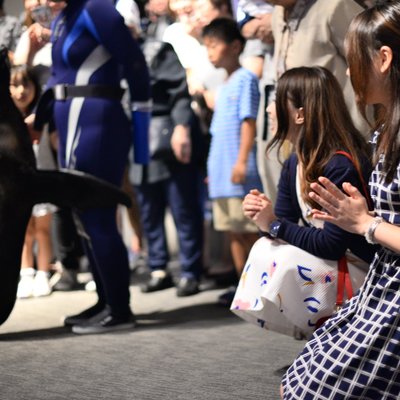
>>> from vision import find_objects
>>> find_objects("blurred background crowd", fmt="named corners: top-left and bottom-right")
top-left (0, 0), bottom-right (378, 306)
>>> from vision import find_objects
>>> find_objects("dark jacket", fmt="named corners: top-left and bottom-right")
top-left (130, 37), bottom-right (205, 185)
top-left (274, 152), bottom-right (378, 263)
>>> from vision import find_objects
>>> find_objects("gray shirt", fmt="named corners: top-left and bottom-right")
top-left (0, 14), bottom-right (22, 52)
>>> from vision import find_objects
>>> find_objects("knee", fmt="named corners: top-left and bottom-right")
top-left (35, 225), bottom-right (51, 242)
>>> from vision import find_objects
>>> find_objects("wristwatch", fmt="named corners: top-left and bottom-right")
top-left (269, 219), bottom-right (282, 239)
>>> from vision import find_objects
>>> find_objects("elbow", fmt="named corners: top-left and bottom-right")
top-left (312, 243), bottom-right (347, 260)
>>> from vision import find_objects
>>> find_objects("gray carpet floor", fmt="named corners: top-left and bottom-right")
top-left (0, 272), bottom-right (305, 400)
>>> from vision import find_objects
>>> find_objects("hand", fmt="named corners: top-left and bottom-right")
top-left (309, 177), bottom-right (374, 235)
top-left (25, 114), bottom-right (41, 143)
top-left (241, 18), bottom-right (262, 39)
top-left (28, 23), bottom-right (50, 49)
top-left (254, 14), bottom-right (274, 44)
top-left (242, 189), bottom-right (275, 232)
top-left (231, 160), bottom-right (247, 184)
top-left (171, 124), bottom-right (191, 164)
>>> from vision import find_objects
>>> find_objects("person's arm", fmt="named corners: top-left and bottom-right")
top-left (154, 42), bottom-right (193, 164)
top-left (276, 160), bottom-right (360, 259)
top-left (328, 0), bottom-right (363, 58)
top-left (243, 155), bottom-right (302, 226)
top-left (232, 118), bottom-right (256, 183)
top-left (274, 155), bottom-right (302, 223)
top-left (272, 156), bottom-right (372, 260)
top-left (233, 72), bottom-right (260, 183)
top-left (13, 30), bottom-right (30, 65)
top-left (310, 177), bottom-right (400, 254)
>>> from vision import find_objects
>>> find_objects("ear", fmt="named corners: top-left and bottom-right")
top-left (295, 107), bottom-right (304, 125)
top-left (231, 39), bottom-right (243, 55)
top-left (378, 45), bottom-right (393, 74)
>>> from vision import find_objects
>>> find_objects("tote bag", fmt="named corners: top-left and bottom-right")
top-left (230, 236), bottom-right (369, 337)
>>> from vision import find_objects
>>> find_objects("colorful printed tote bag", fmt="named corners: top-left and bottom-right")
top-left (231, 237), bottom-right (369, 337)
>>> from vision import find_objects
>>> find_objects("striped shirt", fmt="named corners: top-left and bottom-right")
top-left (208, 67), bottom-right (262, 199)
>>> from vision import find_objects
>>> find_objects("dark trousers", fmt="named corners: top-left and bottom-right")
top-left (52, 207), bottom-right (83, 270)
top-left (134, 163), bottom-right (204, 280)
top-left (79, 206), bottom-right (131, 318)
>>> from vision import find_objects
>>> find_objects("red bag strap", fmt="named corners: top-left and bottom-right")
top-left (335, 150), bottom-right (373, 210)
top-left (336, 256), bottom-right (354, 307)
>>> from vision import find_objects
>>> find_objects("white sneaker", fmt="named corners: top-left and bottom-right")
top-left (33, 271), bottom-right (52, 297)
top-left (17, 268), bottom-right (35, 299)
top-left (85, 280), bottom-right (96, 292)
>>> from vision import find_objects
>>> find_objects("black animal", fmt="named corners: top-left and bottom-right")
top-left (0, 47), bottom-right (131, 325)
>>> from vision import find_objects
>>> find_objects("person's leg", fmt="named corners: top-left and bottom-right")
top-left (20, 217), bottom-right (35, 269)
top-left (33, 213), bottom-right (53, 297)
top-left (135, 181), bottom-right (173, 292)
top-left (80, 207), bottom-right (132, 317)
top-left (57, 100), bottom-right (134, 332)
top-left (17, 217), bottom-right (36, 299)
top-left (70, 206), bottom-right (135, 334)
top-left (63, 232), bottom-right (106, 326)
top-left (217, 231), bottom-right (258, 306)
top-left (167, 163), bottom-right (204, 296)
top-left (34, 213), bottom-right (53, 273)
top-left (213, 198), bottom-right (259, 306)
top-left (229, 231), bottom-right (259, 277)
top-left (51, 207), bottom-right (82, 290)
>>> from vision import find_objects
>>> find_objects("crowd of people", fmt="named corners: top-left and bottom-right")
top-left (2, 0), bottom-right (400, 397)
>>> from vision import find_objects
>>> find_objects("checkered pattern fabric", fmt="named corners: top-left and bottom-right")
top-left (282, 153), bottom-right (400, 399)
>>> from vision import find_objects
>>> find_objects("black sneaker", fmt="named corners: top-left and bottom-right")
top-left (140, 274), bottom-right (174, 293)
top-left (63, 303), bottom-right (105, 326)
top-left (71, 309), bottom-right (136, 335)
top-left (52, 268), bottom-right (79, 291)
top-left (217, 286), bottom-right (237, 307)
top-left (176, 277), bottom-right (199, 297)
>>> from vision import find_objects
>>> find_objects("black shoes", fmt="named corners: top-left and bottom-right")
top-left (71, 309), bottom-right (136, 335)
top-left (63, 303), bottom-right (105, 326)
top-left (217, 286), bottom-right (237, 307)
top-left (64, 304), bottom-right (136, 334)
top-left (176, 277), bottom-right (199, 297)
top-left (140, 274), bottom-right (174, 293)
top-left (141, 270), bottom-right (200, 297)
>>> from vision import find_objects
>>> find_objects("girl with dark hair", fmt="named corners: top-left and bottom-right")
top-left (10, 65), bottom-right (55, 299)
top-left (242, 66), bottom-right (374, 269)
top-left (237, 66), bottom-right (376, 336)
top-left (282, 2), bottom-right (400, 398)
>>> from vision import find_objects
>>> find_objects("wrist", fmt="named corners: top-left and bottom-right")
top-left (364, 216), bottom-right (384, 244)
top-left (268, 219), bottom-right (282, 239)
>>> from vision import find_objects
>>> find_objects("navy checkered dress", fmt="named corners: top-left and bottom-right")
top-left (282, 146), bottom-right (400, 399)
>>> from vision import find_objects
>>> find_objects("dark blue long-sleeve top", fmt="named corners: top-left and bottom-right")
top-left (274, 152), bottom-right (378, 263)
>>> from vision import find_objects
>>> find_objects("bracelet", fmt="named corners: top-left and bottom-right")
top-left (364, 216), bottom-right (383, 244)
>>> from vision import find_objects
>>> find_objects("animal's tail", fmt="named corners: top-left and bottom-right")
top-left (30, 169), bottom-right (131, 209)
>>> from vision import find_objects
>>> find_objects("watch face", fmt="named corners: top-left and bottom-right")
top-left (270, 220), bottom-right (281, 238)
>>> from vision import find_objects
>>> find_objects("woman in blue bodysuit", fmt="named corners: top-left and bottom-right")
top-left (41, 0), bottom-right (151, 334)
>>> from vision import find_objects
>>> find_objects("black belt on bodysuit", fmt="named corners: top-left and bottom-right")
top-left (53, 84), bottom-right (125, 101)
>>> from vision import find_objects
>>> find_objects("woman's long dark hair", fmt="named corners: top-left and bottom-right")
top-left (267, 66), bottom-right (370, 208)
top-left (345, 1), bottom-right (400, 182)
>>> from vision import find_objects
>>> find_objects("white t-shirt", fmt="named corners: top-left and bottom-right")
top-left (115, 0), bottom-right (141, 32)
top-left (162, 22), bottom-right (226, 90)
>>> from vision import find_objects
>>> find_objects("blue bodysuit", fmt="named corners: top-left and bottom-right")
top-left (47, 0), bottom-right (151, 317)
